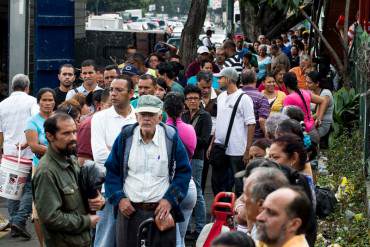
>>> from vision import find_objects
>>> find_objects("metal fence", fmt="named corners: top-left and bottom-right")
top-left (350, 26), bottom-right (370, 175)
top-left (350, 26), bottom-right (370, 226)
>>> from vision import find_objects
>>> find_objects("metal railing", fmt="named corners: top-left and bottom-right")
top-left (350, 26), bottom-right (370, 174)
top-left (350, 25), bottom-right (370, 228)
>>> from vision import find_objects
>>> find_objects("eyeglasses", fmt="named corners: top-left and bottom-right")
top-left (185, 97), bottom-right (200, 101)
top-left (109, 87), bottom-right (128, 93)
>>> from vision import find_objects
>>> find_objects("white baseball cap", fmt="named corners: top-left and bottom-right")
top-left (197, 46), bottom-right (210, 54)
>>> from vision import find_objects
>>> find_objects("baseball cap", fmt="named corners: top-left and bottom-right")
top-left (121, 64), bottom-right (142, 76)
top-left (214, 67), bottom-right (239, 82)
top-left (154, 42), bottom-right (169, 53)
top-left (136, 95), bottom-right (163, 114)
top-left (197, 46), bottom-right (210, 54)
top-left (235, 35), bottom-right (243, 41)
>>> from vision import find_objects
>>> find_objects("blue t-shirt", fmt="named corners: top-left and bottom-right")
top-left (26, 113), bottom-right (47, 167)
top-left (237, 47), bottom-right (250, 59)
top-left (257, 56), bottom-right (272, 80)
top-left (187, 75), bottom-right (219, 89)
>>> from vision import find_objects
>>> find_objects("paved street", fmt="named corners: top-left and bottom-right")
top-left (0, 169), bottom-right (216, 246)
top-left (0, 198), bottom-right (39, 246)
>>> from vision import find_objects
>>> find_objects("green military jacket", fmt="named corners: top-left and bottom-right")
top-left (32, 146), bottom-right (91, 247)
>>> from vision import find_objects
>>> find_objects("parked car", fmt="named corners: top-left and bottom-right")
top-left (167, 37), bottom-right (203, 49)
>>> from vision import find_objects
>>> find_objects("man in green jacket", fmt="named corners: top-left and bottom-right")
top-left (32, 113), bottom-right (105, 247)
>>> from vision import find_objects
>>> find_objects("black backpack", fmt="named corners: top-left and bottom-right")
top-left (315, 186), bottom-right (337, 218)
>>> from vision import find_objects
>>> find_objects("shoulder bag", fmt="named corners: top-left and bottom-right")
top-left (210, 93), bottom-right (244, 168)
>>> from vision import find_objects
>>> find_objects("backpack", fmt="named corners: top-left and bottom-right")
top-left (315, 186), bottom-right (337, 218)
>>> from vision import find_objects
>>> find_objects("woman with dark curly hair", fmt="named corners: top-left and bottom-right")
top-left (164, 92), bottom-right (197, 247)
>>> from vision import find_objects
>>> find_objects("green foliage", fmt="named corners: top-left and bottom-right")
top-left (329, 88), bottom-right (360, 146)
top-left (267, 0), bottom-right (303, 12)
top-left (316, 131), bottom-right (369, 246)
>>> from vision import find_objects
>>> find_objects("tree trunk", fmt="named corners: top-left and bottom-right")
top-left (239, 0), bottom-right (287, 41)
top-left (179, 0), bottom-right (208, 67)
top-left (239, 0), bottom-right (312, 41)
top-left (239, 0), bottom-right (260, 41)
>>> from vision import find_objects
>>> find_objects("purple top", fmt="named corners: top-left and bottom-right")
top-left (242, 86), bottom-right (270, 139)
top-left (166, 117), bottom-right (197, 159)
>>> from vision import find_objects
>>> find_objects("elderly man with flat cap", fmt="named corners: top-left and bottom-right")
top-left (105, 95), bottom-right (192, 246)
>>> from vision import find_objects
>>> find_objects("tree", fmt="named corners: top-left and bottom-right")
top-left (241, 0), bottom-right (352, 87)
top-left (238, 0), bottom-right (313, 41)
top-left (178, 0), bottom-right (209, 67)
top-left (239, 0), bottom-right (286, 40)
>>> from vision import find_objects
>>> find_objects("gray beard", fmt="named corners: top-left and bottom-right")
top-left (256, 222), bottom-right (287, 245)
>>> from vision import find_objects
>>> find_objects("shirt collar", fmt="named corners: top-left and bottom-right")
top-left (211, 88), bottom-right (217, 99)
top-left (108, 105), bottom-right (136, 119)
top-left (10, 91), bottom-right (27, 96)
top-left (138, 125), bottom-right (161, 146)
top-left (47, 145), bottom-right (72, 169)
top-left (78, 84), bottom-right (89, 93)
top-left (242, 86), bottom-right (257, 91)
top-left (79, 84), bottom-right (102, 93)
top-left (256, 234), bottom-right (308, 247)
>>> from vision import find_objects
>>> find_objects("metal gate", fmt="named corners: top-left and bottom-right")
top-left (34, 0), bottom-right (75, 93)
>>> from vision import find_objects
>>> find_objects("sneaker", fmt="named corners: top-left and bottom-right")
top-left (10, 226), bottom-right (20, 238)
top-left (11, 224), bottom-right (31, 240)
top-left (0, 216), bottom-right (10, 231)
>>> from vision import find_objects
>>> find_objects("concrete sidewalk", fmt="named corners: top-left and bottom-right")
top-left (0, 168), bottom-right (216, 247)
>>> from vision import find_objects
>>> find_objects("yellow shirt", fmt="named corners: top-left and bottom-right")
top-left (146, 68), bottom-right (157, 78)
top-left (263, 90), bottom-right (286, 113)
top-left (256, 234), bottom-right (309, 247)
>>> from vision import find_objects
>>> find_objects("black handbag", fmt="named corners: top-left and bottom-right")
top-left (210, 93), bottom-right (244, 168)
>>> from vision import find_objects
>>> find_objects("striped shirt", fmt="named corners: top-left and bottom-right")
top-left (65, 84), bottom-right (102, 100)
top-left (225, 54), bottom-right (243, 74)
top-left (242, 86), bottom-right (270, 139)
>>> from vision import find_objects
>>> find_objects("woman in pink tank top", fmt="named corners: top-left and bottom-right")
top-left (282, 72), bottom-right (328, 133)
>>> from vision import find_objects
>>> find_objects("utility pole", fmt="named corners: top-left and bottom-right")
top-left (226, 0), bottom-right (234, 36)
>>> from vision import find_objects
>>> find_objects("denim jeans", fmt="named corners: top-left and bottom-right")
top-left (190, 159), bottom-right (206, 233)
top-left (7, 173), bottom-right (32, 228)
top-left (176, 179), bottom-right (196, 247)
top-left (94, 198), bottom-right (116, 247)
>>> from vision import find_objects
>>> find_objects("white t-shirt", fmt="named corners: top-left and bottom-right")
top-left (215, 89), bottom-right (255, 156)
top-left (0, 92), bottom-right (37, 159)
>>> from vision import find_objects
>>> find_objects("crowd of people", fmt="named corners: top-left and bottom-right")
top-left (0, 28), bottom-right (335, 247)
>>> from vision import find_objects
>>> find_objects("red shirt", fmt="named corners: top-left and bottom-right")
top-left (185, 61), bottom-right (220, 79)
top-left (258, 83), bottom-right (289, 95)
top-left (77, 116), bottom-right (93, 160)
